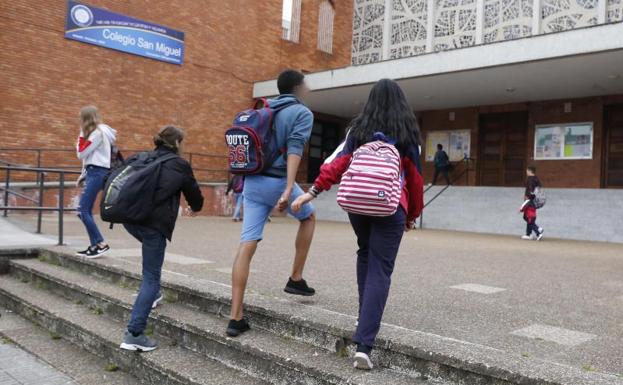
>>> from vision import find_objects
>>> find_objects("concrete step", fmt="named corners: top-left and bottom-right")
top-left (0, 310), bottom-right (137, 385)
top-left (0, 276), bottom-right (268, 385)
top-left (29, 247), bottom-right (623, 385)
top-left (6, 257), bottom-right (438, 385)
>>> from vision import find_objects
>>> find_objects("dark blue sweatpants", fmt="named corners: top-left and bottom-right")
top-left (348, 208), bottom-right (406, 349)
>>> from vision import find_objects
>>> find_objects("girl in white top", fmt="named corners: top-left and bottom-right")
top-left (75, 106), bottom-right (117, 258)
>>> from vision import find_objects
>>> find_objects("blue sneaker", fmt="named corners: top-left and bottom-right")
top-left (120, 331), bottom-right (158, 352)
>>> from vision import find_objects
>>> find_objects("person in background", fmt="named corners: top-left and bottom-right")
top-left (520, 165), bottom-right (544, 241)
top-left (75, 106), bottom-right (116, 258)
top-left (432, 143), bottom-right (450, 185)
top-left (226, 174), bottom-right (245, 222)
top-left (120, 125), bottom-right (204, 352)
top-left (227, 69), bottom-right (316, 337)
top-left (292, 79), bottom-right (424, 370)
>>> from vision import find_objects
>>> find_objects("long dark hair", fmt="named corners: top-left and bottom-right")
top-left (348, 79), bottom-right (421, 152)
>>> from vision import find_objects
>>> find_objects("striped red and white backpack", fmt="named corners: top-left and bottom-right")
top-left (337, 140), bottom-right (402, 216)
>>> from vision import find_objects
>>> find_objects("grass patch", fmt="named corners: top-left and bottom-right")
top-left (19, 276), bottom-right (30, 283)
top-left (164, 291), bottom-right (178, 303)
top-left (582, 364), bottom-right (596, 372)
top-left (521, 352), bottom-right (530, 358)
top-left (49, 331), bottom-right (62, 340)
top-left (104, 363), bottom-right (119, 372)
top-left (74, 299), bottom-right (84, 305)
top-left (118, 281), bottom-right (131, 289)
top-left (90, 306), bottom-right (104, 315)
top-left (1, 337), bottom-right (13, 345)
top-left (144, 325), bottom-right (154, 336)
top-left (35, 280), bottom-right (44, 289)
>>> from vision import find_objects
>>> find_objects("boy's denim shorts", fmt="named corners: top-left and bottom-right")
top-left (240, 175), bottom-right (314, 242)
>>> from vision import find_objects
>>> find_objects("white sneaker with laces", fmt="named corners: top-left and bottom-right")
top-left (521, 235), bottom-right (533, 240)
top-left (353, 352), bottom-right (373, 370)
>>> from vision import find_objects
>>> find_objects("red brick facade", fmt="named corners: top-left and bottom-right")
top-left (0, 0), bottom-right (353, 178)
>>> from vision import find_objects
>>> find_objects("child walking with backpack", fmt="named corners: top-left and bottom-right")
top-left (116, 125), bottom-right (204, 352)
top-left (292, 79), bottom-right (424, 370)
top-left (75, 106), bottom-right (117, 258)
top-left (520, 165), bottom-right (544, 241)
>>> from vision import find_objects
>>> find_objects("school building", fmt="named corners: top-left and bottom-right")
top-left (1, 0), bottom-right (623, 241)
top-left (2, 0), bottom-right (622, 187)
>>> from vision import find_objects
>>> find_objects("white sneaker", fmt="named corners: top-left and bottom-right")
top-left (536, 230), bottom-right (544, 241)
top-left (521, 235), bottom-right (533, 240)
top-left (354, 352), bottom-right (373, 370)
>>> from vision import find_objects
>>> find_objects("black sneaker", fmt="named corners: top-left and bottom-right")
top-left (76, 247), bottom-right (90, 256)
top-left (284, 278), bottom-right (315, 296)
top-left (226, 318), bottom-right (250, 337)
top-left (84, 244), bottom-right (110, 259)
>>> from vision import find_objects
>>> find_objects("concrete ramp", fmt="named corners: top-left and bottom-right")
top-left (313, 187), bottom-right (623, 243)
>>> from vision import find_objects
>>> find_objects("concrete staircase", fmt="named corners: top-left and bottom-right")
top-left (313, 186), bottom-right (623, 243)
top-left (1, 248), bottom-right (620, 385)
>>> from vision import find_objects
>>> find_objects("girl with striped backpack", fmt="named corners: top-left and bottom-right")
top-left (292, 79), bottom-right (424, 370)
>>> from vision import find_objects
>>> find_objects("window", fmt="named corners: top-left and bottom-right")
top-left (317, 0), bottom-right (335, 54)
top-left (282, 0), bottom-right (301, 43)
top-left (534, 122), bottom-right (594, 160)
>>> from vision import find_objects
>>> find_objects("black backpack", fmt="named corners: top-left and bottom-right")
top-left (100, 151), bottom-right (178, 225)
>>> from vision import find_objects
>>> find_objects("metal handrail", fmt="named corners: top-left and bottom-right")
top-left (419, 158), bottom-right (476, 229)
top-left (1, 165), bottom-right (80, 245)
top-left (0, 147), bottom-right (229, 182)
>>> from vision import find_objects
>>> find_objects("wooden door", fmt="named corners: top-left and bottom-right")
top-left (604, 104), bottom-right (623, 188)
top-left (479, 112), bottom-right (528, 186)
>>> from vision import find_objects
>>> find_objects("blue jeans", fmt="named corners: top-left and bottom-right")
top-left (77, 165), bottom-right (108, 246)
top-left (348, 208), bottom-right (406, 349)
top-left (123, 224), bottom-right (167, 335)
top-left (232, 192), bottom-right (243, 220)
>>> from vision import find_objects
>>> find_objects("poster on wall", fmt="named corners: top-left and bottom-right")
top-left (426, 130), bottom-right (470, 162)
top-left (64, 0), bottom-right (185, 65)
top-left (534, 123), bottom-right (593, 160)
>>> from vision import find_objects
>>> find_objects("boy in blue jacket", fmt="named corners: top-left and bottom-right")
top-left (227, 70), bottom-right (317, 337)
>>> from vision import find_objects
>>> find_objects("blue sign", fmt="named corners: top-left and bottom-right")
top-left (65, 1), bottom-right (184, 65)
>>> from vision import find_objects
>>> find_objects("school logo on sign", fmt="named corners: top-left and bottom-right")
top-left (70, 4), bottom-right (93, 27)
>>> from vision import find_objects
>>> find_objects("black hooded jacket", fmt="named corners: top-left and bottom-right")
top-left (141, 146), bottom-right (204, 240)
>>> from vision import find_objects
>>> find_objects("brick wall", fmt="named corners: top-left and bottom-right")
top-left (419, 96), bottom-right (623, 188)
top-left (0, 0), bottom-right (353, 179)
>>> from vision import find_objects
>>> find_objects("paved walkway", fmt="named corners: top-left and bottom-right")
top-left (0, 342), bottom-right (75, 385)
top-left (4, 214), bottom-right (623, 376)
top-left (0, 218), bottom-right (55, 249)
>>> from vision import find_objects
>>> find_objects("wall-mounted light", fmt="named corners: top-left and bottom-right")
top-left (505, 87), bottom-right (516, 93)
top-left (564, 102), bottom-right (572, 113)
top-left (449, 112), bottom-right (455, 121)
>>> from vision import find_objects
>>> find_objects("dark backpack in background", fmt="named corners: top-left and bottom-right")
top-left (225, 98), bottom-right (298, 175)
top-left (100, 151), bottom-right (178, 225)
top-left (110, 145), bottom-right (125, 170)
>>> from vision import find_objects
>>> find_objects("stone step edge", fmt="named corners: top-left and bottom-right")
top-left (10, 258), bottom-right (436, 385)
top-left (27, 247), bottom-right (623, 385)
top-left (0, 311), bottom-right (138, 385)
top-left (0, 278), bottom-right (266, 385)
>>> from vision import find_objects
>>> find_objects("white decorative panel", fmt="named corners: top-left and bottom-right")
top-left (541, 0), bottom-right (598, 33)
top-left (433, 0), bottom-right (478, 51)
top-left (352, 0), bottom-right (386, 64)
top-left (607, 0), bottom-right (623, 21)
top-left (389, 0), bottom-right (428, 58)
top-left (483, 0), bottom-right (532, 43)
top-left (318, 1), bottom-right (335, 53)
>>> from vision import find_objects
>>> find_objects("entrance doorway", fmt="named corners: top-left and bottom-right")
top-left (604, 104), bottom-right (623, 188)
top-left (478, 112), bottom-right (528, 186)
top-left (307, 120), bottom-right (344, 183)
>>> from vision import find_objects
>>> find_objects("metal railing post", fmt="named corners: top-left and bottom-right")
top-left (419, 211), bottom-right (424, 229)
top-left (3, 168), bottom-right (9, 217)
top-left (37, 172), bottom-right (45, 233)
top-left (58, 172), bottom-right (65, 246)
